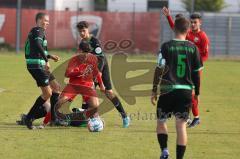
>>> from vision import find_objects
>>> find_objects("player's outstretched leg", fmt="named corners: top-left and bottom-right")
top-left (16, 102), bottom-right (50, 126)
top-left (25, 86), bottom-right (52, 129)
top-left (105, 89), bottom-right (130, 128)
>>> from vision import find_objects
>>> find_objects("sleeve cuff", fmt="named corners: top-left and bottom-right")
top-left (194, 66), bottom-right (204, 72)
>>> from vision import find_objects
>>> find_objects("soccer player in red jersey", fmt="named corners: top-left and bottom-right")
top-left (162, 7), bottom-right (209, 127)
top-left (44, 40), bottom-right (105, 125)
top-left (162, 7), bottom-right (209, 62)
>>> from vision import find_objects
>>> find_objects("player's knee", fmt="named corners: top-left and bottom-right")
top-left (46, 92), bottom-right (52, 99)
top-left (89, 97), bottom-right (99, 108)
top-left (176, 118), bottom-right (186, 130)
top-left (50, 80), bottom-right (61, 93)
top-left (92, 100), bottom-right (99, 108)
top-left (156, 121), bottom-right (167, 133)
top-left (42, 90), bottom-right (52, 100)
top-left (157, 121), bottom-right (166, 129)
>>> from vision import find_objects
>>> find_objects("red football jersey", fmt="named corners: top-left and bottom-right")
top-left (166, 16), bottom-right (210, 62)
top-left (186, 30), bottom-right (209, 62)
top-left (65, 53), bottom-right (103, 87)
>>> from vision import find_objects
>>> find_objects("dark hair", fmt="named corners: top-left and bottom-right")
top-left (175, 13), bottom-right (184, 19)
top-left (79, 40), bottom-right (91, 52)
top-left (174, 17), bottom-right (190, 34)
top-left (190, 13), bottom-right (201, 20)
top-left (77, 21), bottom-right (89, 30)
top-left (35, 12), bottom-right (47, 23)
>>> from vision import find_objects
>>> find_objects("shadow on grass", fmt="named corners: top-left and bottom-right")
top-left (0, 122), bottom-right (239, 135)
top-left (127, 129), bottom-right (240, 135)
top-left (0, 122), bottom-right (75, 130)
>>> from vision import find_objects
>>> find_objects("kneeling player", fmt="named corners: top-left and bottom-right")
top-left (53, 40), bottom-right (105, 125)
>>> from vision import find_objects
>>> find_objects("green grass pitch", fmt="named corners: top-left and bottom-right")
top-left (0, 52), bottom-right (239, 159)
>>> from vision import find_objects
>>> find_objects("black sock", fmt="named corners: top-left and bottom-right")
top-left (50, 92), bottom-right (60, 121)
top-left (157, 134), bottom-right (168, 151)
top-left (82, 103), bottom-right (89, 109)
top-left (177, 145), bottom-right (186, 159)
top-left (111, 97), bottom-right (127, 118)
top-left (34, 105), bottom-right (47, 119)
top-left (27, 96), bottom-right (46, 120)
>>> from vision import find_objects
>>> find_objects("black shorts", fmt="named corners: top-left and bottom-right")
top-left (157, 89), bottom-right (192, 121)
top-left (28, 69), bottom-right (55, 87)
top-left (101, 60), bottom-right (112, 90)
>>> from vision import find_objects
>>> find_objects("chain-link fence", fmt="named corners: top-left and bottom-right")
top-left (160, 11), bottom-right (240, 56)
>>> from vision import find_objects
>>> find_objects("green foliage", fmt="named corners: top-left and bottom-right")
top-left (95, 0), bottom-right (107, 5)
top-left (182, 0), bottom-right (227, 12)
top-left (94, 0), bottom-right (107, 11)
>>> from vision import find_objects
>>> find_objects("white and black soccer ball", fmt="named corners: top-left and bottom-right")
top-left (87, 117), bottom-right (104, 132)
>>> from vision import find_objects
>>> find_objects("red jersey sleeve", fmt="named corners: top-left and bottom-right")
top-left (199, 32), bottom-right (210, 62)
top-left (166, 16), bottom-right (175, 30)
top-left (65, 56), bottom-right (81, 78)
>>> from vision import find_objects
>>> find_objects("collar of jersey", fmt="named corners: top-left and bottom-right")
top-left (86, 34), bottom-right (93, 42)
top-left (172, 39), bottom-right (188, 42)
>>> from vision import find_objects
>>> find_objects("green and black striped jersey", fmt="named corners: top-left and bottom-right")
top-left (25, 27), bottom-right (49, 69)
top-left (79, 35), bottom-right (105, 71)
top-left (82, 35), bottom-right (104, 57)
top-left (157, 39), bottom-right (203, 93)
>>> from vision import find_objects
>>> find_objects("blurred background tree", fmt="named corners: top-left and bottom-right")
top-left (182, 0), bottom-right (227, 12)
top-left (95, 0), bottom-right (107, 11)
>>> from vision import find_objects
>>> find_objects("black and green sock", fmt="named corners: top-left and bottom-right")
top-left (50, 92), bottom-right (60, 121)
top-left (34, 105), bottom-right (47, 119)
top-left (111, 97), bottom-right (127, 118)
top-left (26, 96), bottom-right (47, 120)
top-left (176, 145), bottom-right (186, 159)
top-left (157, 134), bottom-right (168, 151)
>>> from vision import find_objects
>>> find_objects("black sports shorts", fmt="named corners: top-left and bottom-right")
top-left (28, 69), bottom-right (55, 87)
top-left (157, 89), bottom-right (192, 121)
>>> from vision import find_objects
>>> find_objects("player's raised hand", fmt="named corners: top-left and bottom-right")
top-left (50, 54), bottom-right (60, 62)
top-left (162, 7), bottom-right (171, 16)
top-left (151, 92), bottom-right (157, 106)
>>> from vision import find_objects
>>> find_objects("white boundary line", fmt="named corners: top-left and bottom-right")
top-left (0, 88), bottom-right (5, 93)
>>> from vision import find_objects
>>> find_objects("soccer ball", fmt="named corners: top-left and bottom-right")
top-left (87, 117), bottom-right (104, 132)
